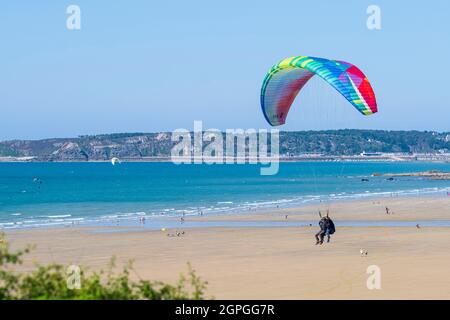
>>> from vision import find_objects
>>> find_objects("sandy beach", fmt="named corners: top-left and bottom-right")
top-left (4, 196), bottom-right (450, 299)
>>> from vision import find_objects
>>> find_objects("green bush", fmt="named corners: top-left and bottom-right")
top-left (0, 232), bottom-right (207, 300)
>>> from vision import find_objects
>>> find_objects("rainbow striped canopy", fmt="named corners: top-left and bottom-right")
top-left (260, 56), bottom-right (377, 126)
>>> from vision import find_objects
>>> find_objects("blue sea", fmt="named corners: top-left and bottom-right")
top-left (0, 162), bottom-right (449, 229)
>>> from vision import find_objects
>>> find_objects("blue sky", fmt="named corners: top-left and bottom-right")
top-left (1, 0), bottom-right (449, 139)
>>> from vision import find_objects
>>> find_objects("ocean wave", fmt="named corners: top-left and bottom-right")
top-left (44, 214), bottom-right (72, 219)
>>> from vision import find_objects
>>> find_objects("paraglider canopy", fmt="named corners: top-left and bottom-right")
top-left (260, 56), bottom-right (377, 126)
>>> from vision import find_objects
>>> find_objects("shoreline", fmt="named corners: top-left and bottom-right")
top-left (1, 158), bottom-right (450, 163)
top-left (1, 192), bottom-right (450, 231)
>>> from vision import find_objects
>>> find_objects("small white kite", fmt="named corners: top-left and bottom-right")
top-left (111, 157), bottom-right (121, 166)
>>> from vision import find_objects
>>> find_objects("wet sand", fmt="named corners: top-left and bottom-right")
top-left (186, 196), bottom-right (450, 222)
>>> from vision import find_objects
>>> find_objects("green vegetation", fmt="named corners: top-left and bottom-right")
top-left (278, 130), bottom-right (450, 155)
top-left (0, 233), bottom-right (207, 300)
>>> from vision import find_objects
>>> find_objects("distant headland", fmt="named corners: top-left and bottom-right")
top-left (0, 129), bottom-right (449, 162)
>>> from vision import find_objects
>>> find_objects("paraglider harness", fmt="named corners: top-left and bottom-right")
top-left (325, 218), bottom-right (335, 236)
